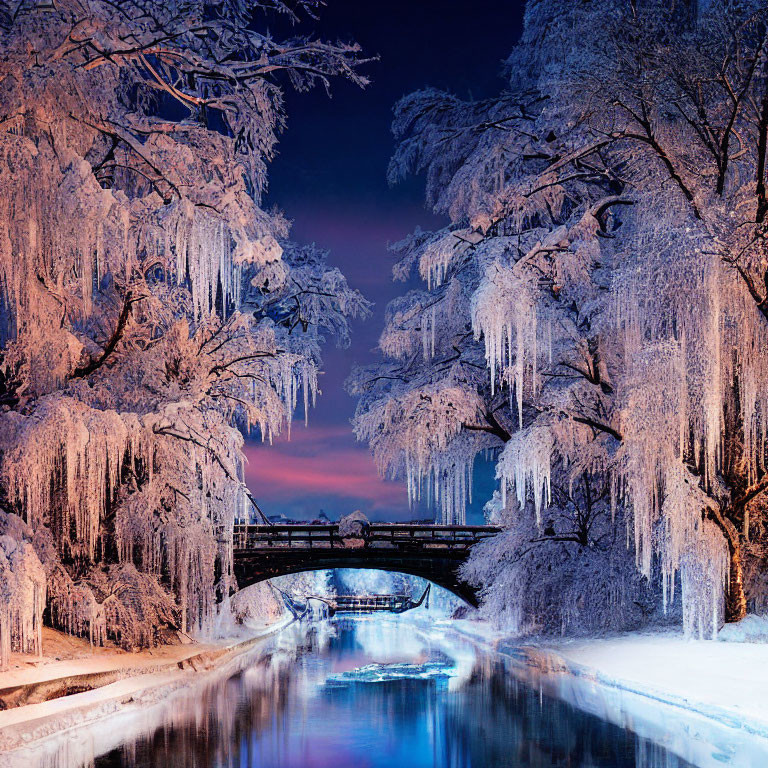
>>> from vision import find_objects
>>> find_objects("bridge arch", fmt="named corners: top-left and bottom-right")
top-left (234, 558), bottom-right (479, 606)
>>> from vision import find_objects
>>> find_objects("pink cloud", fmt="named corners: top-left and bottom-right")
top-left (243, 426), bottom-right (408, 512)
top-left (245, 449), bottom-right (404, 505)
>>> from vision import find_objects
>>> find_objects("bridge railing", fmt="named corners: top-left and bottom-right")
top-left (232, 523), bottom-right (500, 551)
top-left (332, 594), bottom-right (411, 612)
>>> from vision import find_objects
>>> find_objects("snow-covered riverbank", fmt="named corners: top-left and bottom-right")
top-left (0, 615), bottom-right (293, 764)
top-left (424, 614), bottom-right (768, 768)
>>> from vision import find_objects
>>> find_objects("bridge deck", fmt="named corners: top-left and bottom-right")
top-left (233, 523), bottom-right (499, 551)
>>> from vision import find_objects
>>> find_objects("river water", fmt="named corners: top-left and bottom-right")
top-left (78, 615), bottom-right (711, 768)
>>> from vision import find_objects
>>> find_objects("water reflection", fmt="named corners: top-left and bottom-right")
top-left (83, 616), bottom-right (705, 768)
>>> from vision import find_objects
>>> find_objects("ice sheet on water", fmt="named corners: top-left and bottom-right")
top-left (324, 660), bottom-right (457, 688)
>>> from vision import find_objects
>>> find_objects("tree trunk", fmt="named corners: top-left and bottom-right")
top-left (707, 505), bottom-right (747, 623)
top-left (725, 538), bottom-right (747, 623)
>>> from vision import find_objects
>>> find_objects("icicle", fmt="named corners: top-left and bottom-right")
top-left (166, 201), bottom-right (244, 320)
top-left (1, 399), bottom-right (147, 562)
top-left (496, 425), bottom-right (553, 527)
top-left (0, 533), bottom-right (46, 672)
top-left (471, 262), bottom-right (539, 410)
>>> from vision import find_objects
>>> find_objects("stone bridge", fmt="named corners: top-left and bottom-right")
top-left (232, 523), bottom-right (500, 606)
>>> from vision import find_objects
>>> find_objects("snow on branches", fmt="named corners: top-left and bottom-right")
top-left (354, 383), bottom-right (484, 525)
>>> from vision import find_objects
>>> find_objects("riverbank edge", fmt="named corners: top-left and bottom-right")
top-left (0, 614), bottom-right (294, 756)
top-left (430, 617), bottom-right (768, 753)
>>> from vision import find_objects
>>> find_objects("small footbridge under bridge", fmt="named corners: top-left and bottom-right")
top-left (281, 584), bottom-right (432, 618)
top-left (233, 523), bottom-right (501, 607)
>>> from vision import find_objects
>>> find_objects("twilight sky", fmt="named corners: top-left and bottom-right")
top-left (244, 0), bottom-right (525, 522)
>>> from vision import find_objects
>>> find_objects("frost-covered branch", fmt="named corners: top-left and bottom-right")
top-left (72, 291), bottom-right (145, 378)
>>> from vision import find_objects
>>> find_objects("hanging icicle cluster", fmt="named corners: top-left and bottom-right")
top-left (0, 531), bottom-right (46, 671)
top-left (496, 425), bottom-right (553, 527)
top-left (1, 399), bottom-right (146, 560)
top-left (612, 206), bottom-right (768, 635)
top-left (354, 385), bottom-right (484, 524)
top-left (472, 262), bottom-right (549, 423)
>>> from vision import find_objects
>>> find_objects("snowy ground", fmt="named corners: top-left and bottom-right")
top-left (0, 614), bottom-right (293, 763)
top-left (528, 632), bottom-right (768, 729)
top-left (424, 612), bottom-right (768, 767)
top-left (1, 626), bottom-right (205, 694)
top-left (0, 619), bottom-right (290, 699)
top-left (445, 619), bottom-right (768, 731)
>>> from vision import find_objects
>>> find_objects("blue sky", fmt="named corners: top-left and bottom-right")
top-left (245, 0), bottom-right (525, 522)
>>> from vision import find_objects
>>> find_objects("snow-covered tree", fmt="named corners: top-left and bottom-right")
top-left (570, 0), bottom-right (768, 631)
top-left (0, 0), bottom-right (369, 668)
top-left (353, 0), bottom-right (768, 637)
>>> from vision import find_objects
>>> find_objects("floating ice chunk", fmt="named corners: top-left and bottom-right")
top-left (324, 660), bottom-right (457, 687)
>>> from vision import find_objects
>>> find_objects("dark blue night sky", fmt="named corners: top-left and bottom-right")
top-left (244, 0), bottom-right (526, 522)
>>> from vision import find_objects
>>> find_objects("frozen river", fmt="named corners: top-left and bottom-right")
top-left (81, 615), bottom-right (703, 768)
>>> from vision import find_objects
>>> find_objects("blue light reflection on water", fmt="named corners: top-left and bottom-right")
top-left (94, 616), bottom-right (697, 768)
